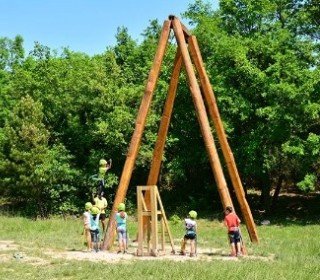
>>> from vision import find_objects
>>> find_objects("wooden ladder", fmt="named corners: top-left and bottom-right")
top-left (136, 185), bottom-right (175, 256)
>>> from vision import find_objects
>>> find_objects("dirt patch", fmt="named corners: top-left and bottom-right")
top-left (0, 240), bottom-right (274, 264)
top-left (45, 245), bottom-right (274, 263)
top-left (0, 240), bottom-right (18, 251)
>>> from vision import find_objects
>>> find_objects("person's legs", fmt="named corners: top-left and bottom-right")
top-left (85, 228), bottom-right (92, 251)
top-left (230, 242), bottom-right (236, 256)
top-left (100, 214), bottom-right (106, 233)
top-left (228, 232), bottom-right (237, 256)
top-left (190, 239), bottom-right (195, 256)
top-left (123, 230), bottom-right (127, 253)
top-left (180, 237), bottom-right (187, 255)
top-left (117, 230), bottom-right (123, 253)
top-left (236, 241), bottom-right (241, 256)
top-left (234, 230), bottom-right (241, 256)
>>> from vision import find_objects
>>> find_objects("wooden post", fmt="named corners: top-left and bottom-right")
top-left (147, 50), bottom-right (183, 185)
top-left (142, 50), bottom-right (183, 237)
top-left (150, 186), bottom-right (158, 256)
top-left (102, 20), bottom-right (171, 250)
top-left (137, 188), bottom-right (144, 256)
top-left (188, 35), bottom-right (259, 243)
top-left (172, 17), bottom-right (233, 209)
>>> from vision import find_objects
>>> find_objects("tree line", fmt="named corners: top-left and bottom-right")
top-left (0, 0), bottom-right (319, 218)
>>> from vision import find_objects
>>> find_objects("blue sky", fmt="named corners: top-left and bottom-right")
top-left (1, 0), bottom-right (219, 55)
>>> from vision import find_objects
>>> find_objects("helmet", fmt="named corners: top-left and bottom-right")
top-left (118, 203), bottom-right (125, 211)
top-left (91, 206), bottom-right (100, 215)
top-left (85, 202), bottom-right (92, 210)
top-left (189, 210), bottom-right (197, 219)
top-left (99, 159), bottom-right (107, 166)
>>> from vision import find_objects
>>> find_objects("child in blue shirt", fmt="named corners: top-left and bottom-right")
top-left (89, 206), bottom-right (101, 252)
top-left (115, 203), bottom-right (128, 254)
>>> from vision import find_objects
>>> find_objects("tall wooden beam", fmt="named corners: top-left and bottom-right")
top-left (188, 35), bottom-right (259, 243)
top-left (102, 20), bottom-right (171, 250)
top-left (142, 50), bottom-right (182, 235)
top-left (171, 18), bottom-right (233, 209)
top-left (147, 50), bottom-right (183, 185)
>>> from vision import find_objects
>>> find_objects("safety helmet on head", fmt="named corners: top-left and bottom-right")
top-left (99, 159), bottom-right (107, 166)
top-left (118, 203), bottom-right (125, 211)
top-left (189, 210), bottom-right (197, 219)
top-left (85, 202), bottom-right (92, 210)
top-left (91, 206), bottom-right (100, 215)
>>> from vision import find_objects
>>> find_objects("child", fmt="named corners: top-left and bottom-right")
top-left (224, 206), bottom-right (241, 257)
top-left (89, 206), bottom-right (101, 252)
top-left (83, 202), bottom-right (92, 251)
top-left (97, 158), bottom-right (112, 195)
top-left (115, 203), bottom-right (128, 254)
top-left (93, 191), bottom-right (108, 233)
top-left (180, 210), bottom-right (197, 257)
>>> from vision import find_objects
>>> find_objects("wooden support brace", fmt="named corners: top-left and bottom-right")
top-left (172, 17), bottom-right (233, 209)
top-left (102, 20), bottom-right (171, 250)
top-left (188, 35), bottom-right (259, 243)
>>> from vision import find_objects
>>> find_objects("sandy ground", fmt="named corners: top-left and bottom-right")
top-left (0, 240), bottom-right (274, 264)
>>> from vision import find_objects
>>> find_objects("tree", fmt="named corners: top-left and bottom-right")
top-left (184, 0), bottom-right (320, 209)
top-left (0, 95), bottom-right (78, 218)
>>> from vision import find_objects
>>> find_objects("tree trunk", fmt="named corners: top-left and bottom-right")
top-left (270, 174), bottom-right (284, 212)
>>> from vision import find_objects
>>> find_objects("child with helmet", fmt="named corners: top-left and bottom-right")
top-left (115, 203), bottom-right (128, 254)
top-left (89, 206), bottom-right (101, 252)
top-left (83, 202), bottom-right (92, 251)
top-left (180, 210), bottom-right (198, 257)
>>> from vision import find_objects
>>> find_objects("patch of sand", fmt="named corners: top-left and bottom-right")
top-left (0, 240), bottom-right (274, 264)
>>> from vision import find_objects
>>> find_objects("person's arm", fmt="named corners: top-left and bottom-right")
top-left (224, 217), bottom-right (228, 228)
top-left (103, 199), bottom-right (108, 210)
top-left (236, 214), bottom-right (241, 226)
top-left (107, 159), bottom-right (112, 170)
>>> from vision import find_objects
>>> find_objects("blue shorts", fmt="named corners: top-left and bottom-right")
top-left (117, 227), bottom-right (127, 241)
top-left (228, 230), bottom-right (240, 244)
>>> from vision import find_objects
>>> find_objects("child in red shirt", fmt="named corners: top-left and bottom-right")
top-left (224, 206), bottom-right (241, 257)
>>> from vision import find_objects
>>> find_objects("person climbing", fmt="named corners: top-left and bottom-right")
top-left (83, 202), bottom-right (92, 251)
top-left (224, 206), bottom-right (242, 257)
top-left (89, 158), bottom-right (112, 196)
top-left (115, 203), bottom-right (128, 254)
top-left (93, 191), bottom-right (108, 233)
top-left (89, 206), bottom-right (101, 252)
top-left (180, 210), bottom-right (197, 257)
top-left (97, 158), bottom-right (112, 195)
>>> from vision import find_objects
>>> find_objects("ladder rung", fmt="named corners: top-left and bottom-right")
top-left (142, 210), bottom-right (162, 216)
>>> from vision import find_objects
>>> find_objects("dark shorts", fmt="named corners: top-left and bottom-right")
top-left (228, 230), bottom-right (240, 244)
top-left (184, 233), bottom-right (196, 240)
top-left (90, 229), bottom-right (100, 243)
top-left (99, 213), bottom-right (106, 221)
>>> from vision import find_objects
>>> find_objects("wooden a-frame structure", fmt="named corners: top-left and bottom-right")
top-left (102, 15), bottom-right (259, 250)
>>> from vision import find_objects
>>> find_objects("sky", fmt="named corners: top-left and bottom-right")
top-left (1, 0), bottom-right (219, 56)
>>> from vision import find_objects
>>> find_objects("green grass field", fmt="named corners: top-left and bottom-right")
top-left (0, 214), bottom-right (319, 280)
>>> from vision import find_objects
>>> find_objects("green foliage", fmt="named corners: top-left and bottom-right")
top-left (0, 1), bottom-right (319, 215)
top-left (297, 174), bottom-right (317, 192)
top-left (184, 0), bottom-right (320, 201)
top-left (0, 95), bottom-right (78, 218)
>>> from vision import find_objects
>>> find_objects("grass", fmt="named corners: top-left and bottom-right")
top-left (0, 213), bottom-right (319, 280)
